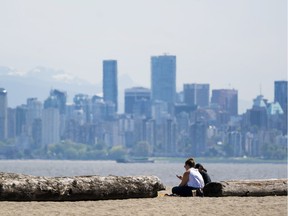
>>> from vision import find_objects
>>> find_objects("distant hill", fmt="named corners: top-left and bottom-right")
top-left (0, 66), bottom-right (138, 113)
top-left (0, 66), bottom-right (101, 108)
top-left (0, 65), bottom-right (250, 114)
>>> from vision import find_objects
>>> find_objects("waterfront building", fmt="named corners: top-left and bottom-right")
top-left (146, 119), bottom-right (156, 154)
top-left (42, 107), bottom-right (60, 146)
top-left (152, 116), bottom-right (177, 156)
top-left (228, 131), bottom-right (243, 157)
top-left (164, 118), bottom-right (177, 155)
top-left (118, 115), bottom-right (135, 148)
top-left (190, 120), bottom-right (207, 156)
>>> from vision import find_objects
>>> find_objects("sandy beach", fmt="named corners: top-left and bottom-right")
top-left (0, 188), bottom-right (287, 216)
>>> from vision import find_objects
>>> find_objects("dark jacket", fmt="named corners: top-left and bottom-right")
top-left (200, 171), bottom-right (211, 185)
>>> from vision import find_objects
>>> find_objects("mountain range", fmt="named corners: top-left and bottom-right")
top-left (0, 66), bottom-right (251, 114)
top-left (0, 66), bottom-right (136, 113)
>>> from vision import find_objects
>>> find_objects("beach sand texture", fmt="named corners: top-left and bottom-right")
top-left (0, 189), bottom-right (287, 216)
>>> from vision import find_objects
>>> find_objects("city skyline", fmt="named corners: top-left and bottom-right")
top-left (0, 76), bottom-right (286, 159)
top-left (0, 79), bottom-right (286, 159)
top-left (0, 66), bottom-right (286, 115)
top-left (0, 0), bottom-right (286, 112)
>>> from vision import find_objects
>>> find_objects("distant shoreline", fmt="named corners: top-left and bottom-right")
top-left (0, 157), bottom-right (286, 164)
top-left (152, 157), bottom-right (288, 164)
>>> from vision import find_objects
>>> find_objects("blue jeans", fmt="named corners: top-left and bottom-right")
top-left (172, 186), bottom-right (198, 197)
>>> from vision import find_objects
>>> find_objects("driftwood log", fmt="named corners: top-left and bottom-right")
top-left (0, 172), bottom-right (165, 201)
top-left (203, 179), bottom-right (287, 197)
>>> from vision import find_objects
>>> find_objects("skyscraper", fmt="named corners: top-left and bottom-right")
top-left (0, 88), bottom-right (7, 141)
top-left (26, 98), bottom-right (42, 126)
top-left (44, 89), bottom-right (67, 115)
top-left (190, 120), bottom-right (207, 157)
top-left (124, 87), bottom-right (151, 117)
top-left (211, 89), bottom-right (238, 116)
top-left (274, 80), bottom-right (287, 113)
top-left (183, 83), bottom-right (210, 107)
top-left (103, 60), bottom-right (118, 112)
top-left (42, 108), bottom-right (60, 146)
top-left (151, 55), bottom-right (176, 106)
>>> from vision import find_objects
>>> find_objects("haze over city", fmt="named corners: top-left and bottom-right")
top-left (0, 0), bottom-right (286, 113)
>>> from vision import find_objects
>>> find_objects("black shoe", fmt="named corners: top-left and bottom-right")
top-left (196, 188), bottom-right (204, 197)
top-left (164, 193), bottom-right (178, 197)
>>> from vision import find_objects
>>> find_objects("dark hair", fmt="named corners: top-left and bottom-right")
top-left (195, 163), bottom-right (207, 172)
top-left (185, 158), bottom-right (195, 168)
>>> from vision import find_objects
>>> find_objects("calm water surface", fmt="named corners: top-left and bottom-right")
top-left (0, 160), bottom-right (286, 186)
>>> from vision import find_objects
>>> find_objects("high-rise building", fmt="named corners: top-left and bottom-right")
top-left (26, 98), bottom-right (42, 126)
top-left (103, 60), bottom-right (118, 112)
top-left (15, 105), bottom-right (28, 136)
top-left (42, 108), bottom-right (60, 146)
top-left (211, 89), bottom-right (238, 116)
top-left (0, 88), bottom-right (7, 141)
top-left (7, 108), bottom-right (16, 139)
top-left (190, 120), bottom-right (207, 156)
top-left (274, 80), bottom-right (287, 113)
top-left (246, 95), bottom-right (268, 129)
top-left (151, 55), bottom-right (176, 110)
top-left (228, 131), bottom-right (243, 157)
top-left (183, 83), bottom-right (210, 107)
top-left (44, 89), bottom-right (67, 137)
top-left (124, 87), bottom-right (151, 117)
top-left (44, 89), bottom-right (67, 115)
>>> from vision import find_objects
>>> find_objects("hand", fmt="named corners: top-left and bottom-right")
top-left (176, 175), bottom-right (182, 180)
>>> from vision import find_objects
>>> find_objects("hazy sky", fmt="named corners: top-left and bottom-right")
top-left (0, 0), bottom-right (287, 111)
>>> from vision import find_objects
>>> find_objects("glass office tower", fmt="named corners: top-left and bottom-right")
top-left (274, 80), bottom-right (287, 113)
top-left (151, 55), bottom-right (176, 113)
top-left (183, 83), bottom-right (210, 108)
top-left (103, 60), bottom-right (118, 112)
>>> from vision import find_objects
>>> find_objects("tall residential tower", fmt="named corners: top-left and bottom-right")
top-left (103, 60), bottom-right (118, 112)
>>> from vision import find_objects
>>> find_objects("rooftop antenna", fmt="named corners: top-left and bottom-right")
top-left (259, 83), bottom-right (262, 96)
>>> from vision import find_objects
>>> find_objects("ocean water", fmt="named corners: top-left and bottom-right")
top-left (0, 160), bottom-right (286, 186)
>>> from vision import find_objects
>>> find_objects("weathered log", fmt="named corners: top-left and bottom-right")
top-left (0, 172), bottom-right (165, 201)
top-left (203, 179), bottom-right (287, 197)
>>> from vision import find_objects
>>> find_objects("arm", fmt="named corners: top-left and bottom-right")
top-left (179, 171), bottom-right (189, 187)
